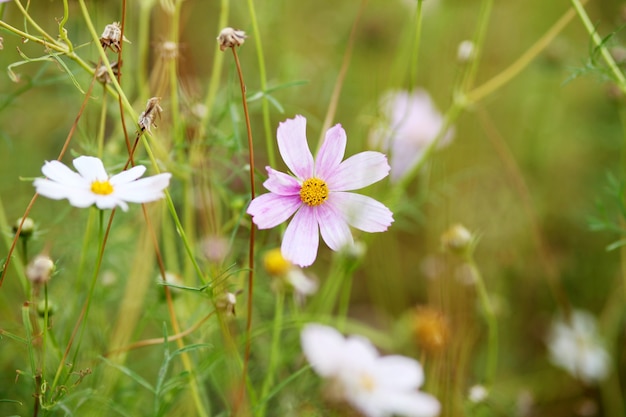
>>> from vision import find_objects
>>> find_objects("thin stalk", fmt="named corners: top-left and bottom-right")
top-left (230, 44), bottom-right (257, 414)
top-left (317, 0), bottom-right (366, 152)
top-left (407, 0), bottom-right (424, 92)
top-left (246, 0), bottom-right (276, 167)
top-left (465, 254), bottom-right (498, 386)
top-left (258, 291), bottom-right (285, 417)
top-left (570, 0), bottom-right (626, 93)
top-left (467, 1), bottom-right (585, 103)
top-left (460, 0), bottom-right (493, 93)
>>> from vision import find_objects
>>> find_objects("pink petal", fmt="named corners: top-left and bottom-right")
top-left (326, 151), bottom-right (390, 191)
top-left (277, 115), bottom-right (314, 179)
top-left (72, 156), bottom-right (108, 181)
top-left (315, 123), bottom-right (346, 179)
top-left (330, 192), bottom-right (393, 232)
top-left (263, 167), bottom-right (301, 195)
top-left (41, 160), bottom-right (88, 187)
top-left (247, 193), bottom-right (301, 229)
top-left (315, 204), bottom-right (353, 251)
top-left (109, 165), bottom-right (147, 185)
top-left (281, 206), bottom-right (319, 267)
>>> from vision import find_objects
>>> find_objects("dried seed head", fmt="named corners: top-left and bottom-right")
top-left (215, 291), bottom-right (239, 316)
top-left (94, 61), bottom-right (119, 84)
top-left (158, 41), bottom-right (179, 60)
top-left (13, 216), bottom-right (35, 239)
top-left (138, 97), bottom-right (163, 132)
top-left (217, 27), bottom-right (246, 51)
top-left (26, 254), bottom-right (55, 285)
top-left (100, 22), bottom-right (123, 52)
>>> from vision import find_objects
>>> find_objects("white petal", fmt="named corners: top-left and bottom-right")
top-left (373, 356), bottom-right (424, 390)
top-left (373, 390), bottom-right (441, 417)
top-left (109, 165), bottom-right (147, 185)
top-left (113, 173), bottom-right (171, 203)
top-left (72, 156), bottom-right (108, 181)
top-left (301, 324), bottom-right (347, 378)
top-left (316, 203), bottom-right (353, 251)
top-left (41, 160), bottom-right (88, 187)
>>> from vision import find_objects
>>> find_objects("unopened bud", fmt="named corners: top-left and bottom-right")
top-left (215, 291), bottom-right (238, 316)
top-left (26, 255), bottom-right (54, 285)
top-left (457, 40), bottom-right (475, 63)
top-left (441, 223), bottom-right (473, 255)
top-left (13, 217), bottom-right (35, 239)
top-left (217, 27), bottom-right (246, 51)
top-left (37, 299), bottom-right (57, 318)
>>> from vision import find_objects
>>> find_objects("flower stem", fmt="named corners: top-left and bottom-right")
top-left (246, 0), bottom-right (276, 167)
top-left (407, 0), bottom-right (424, 92)
top-left (569, 0), bottom-right (626, 93)
top-left (258, 291), bottom-right (285, 417)
top-left (466, 1), bottom-right (585, 104)
top-left (465, 252), bottom-right (498, 386)
top-left (230, 44), bottom-right (257, 413)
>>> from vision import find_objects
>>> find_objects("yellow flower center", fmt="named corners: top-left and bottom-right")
top-left (299, 178), bottom-right (328, 207)
top-left (359, 373), bottom-right (376, 392)
top-left (91, 180), bottom-right (114, 195)
top-left (263, 248), bottom-right (292, 276)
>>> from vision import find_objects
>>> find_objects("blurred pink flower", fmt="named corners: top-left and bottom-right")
top-left (369, 90), bottom-right (454, 182)
top-left (247, 115), bottom-right (393, 267)
top-left (301, 324), bottom-right (441, 417)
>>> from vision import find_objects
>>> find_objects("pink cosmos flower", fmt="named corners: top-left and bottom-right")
top-left (369, 89), bottom-right (454, 182)
top-left (247, 115), bottom-right (393, 267)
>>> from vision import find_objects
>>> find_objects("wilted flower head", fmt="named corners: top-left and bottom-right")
top-left (217, 27), bottom-right (246, 51)
top-left (34, 156), bottom-right (171, 211)
top-left (26, 254), bottom-right (55, 285)
top-left (95, 61), bottom-right (119, 84)
top-left (248, 115), bottom-right (394, 267)
top-left (301, 323), bottom-right (440, 417)
top-left (138, 97), bottom-right (163, 132)
top-left (547, 309), bottom-right (611, 384)
top-left (412, 306), bottom-right (450, 353)
top-left (369, 90), bottom-right (453, 182)
top-left (99, 22), bottom-right (129, 53)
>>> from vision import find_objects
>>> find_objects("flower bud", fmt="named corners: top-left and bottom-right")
top-left (457, 40), bottom-right (475, 63)
top-left (215, 291), bottom-right (238, 316)
top-left (217, 27), bottom-right (246, 51)
top-left (37, 299), bottom-right (57, 318)
top-left (13, 217), bottom-right (35, 239)
top-left (26, 254), bottom-right (55, 285)
top-left (441, 223), bottom-right (473, 255)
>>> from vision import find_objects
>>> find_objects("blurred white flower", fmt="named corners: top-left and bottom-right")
top-left (457, 40), bottom-right (475, 63)
top-left (301, 323), bottom-right (440, 417)
top-left (468, 384), bottom-right (488, 403)
top-left (547, 310), bottom-right (611, 384)
top-left (34, 156), bottom-right (171, 211)
top-left (369, 90), bottom-right (453, 182)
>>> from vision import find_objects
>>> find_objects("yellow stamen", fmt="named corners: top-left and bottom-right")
top-left (359, 373), bottom-right (376, 392)
top-left (91, 180), bottom-right (114, 195)
top-left (299, 178), bottom-right (328, 207)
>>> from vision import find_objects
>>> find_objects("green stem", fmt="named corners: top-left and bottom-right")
top-left (246, 0), bottom-right (276, 167)
top-left (407, 0), bottom-right (424, 92)
top-left (460, 0), bottom-right (493, 93)
top-left (258, 291), bottom-right (285, 417)
top-left (466, 254), bottom-right (498, 386)
top-left (97, 87), bottom-right (107, 157)
top-left (570, 0), bottom-right (626, 93)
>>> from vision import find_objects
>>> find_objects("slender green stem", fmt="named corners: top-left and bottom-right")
top-left (466, 1), bottom-right (584, 104)
top-left (12, 0), bottom-right (59, 45)
top-left (570, 0), bottom-right (626, 93)
top-left (407, 0), bottom-right (424, 92)
top-left (58, 0), bottom-right (74, 52)
top-left (258, 291), bottom-right (285, 417)
top-left (466, 255), bottom-right (498, 386)
top-left (246, 0), bottom-right (276, 167)
top-left (460, 0), bottom-right (493, 93)
top-left (97, 87), bottom-right (107, 157)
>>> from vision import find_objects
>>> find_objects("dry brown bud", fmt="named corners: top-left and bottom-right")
top-left (94, 61), bottom-right (119, 84)
top-left (100, 22), bottom-right (123, 53)
top-left (138, 97), bottom-right (163, 132)
top-left (217, 27), bottom-right (246, 51)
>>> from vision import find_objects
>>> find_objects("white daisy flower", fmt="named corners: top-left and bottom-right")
top-left (547, 309), bottom-right (611, 384)
top-left (301, 324), bottom-right (441, 417)
top-left (34, 156), bottom-right (172, 211)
